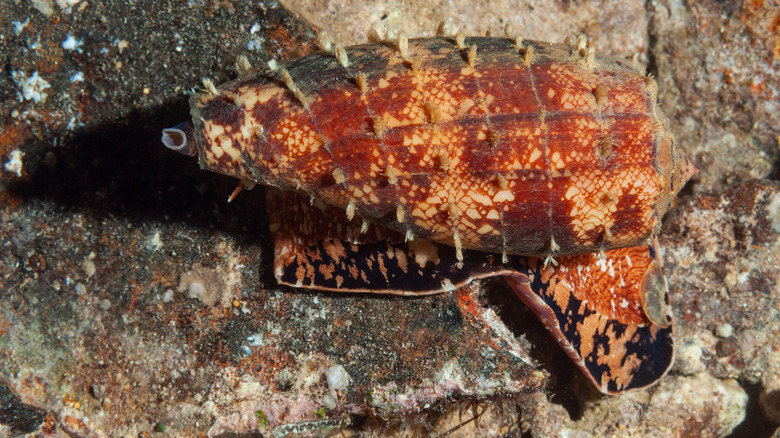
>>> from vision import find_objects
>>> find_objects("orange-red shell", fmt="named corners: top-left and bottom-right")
top-left (163, 36), bottom-right (692, 393)
top-left (185, 36), bottom-right (695, 256)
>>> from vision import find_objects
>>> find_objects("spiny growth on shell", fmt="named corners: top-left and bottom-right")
top-left (167, 35), bottom-right (695, 259)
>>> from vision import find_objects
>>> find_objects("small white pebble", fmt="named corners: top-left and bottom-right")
top-left (188, 281), bottom-right (207, 300)
top-left (277, 368), bottom-right (294, 389)
top-left (75, 283), bottom-right (87, 295)
top-left (113, 39), bottom-right (129, 53)
top-left (57, 0), bottom-right (83, 9)
top-left (326, 365), bottom-right (350, 391)
top-left (162, 289), bottom-right (174, 303)
top-left (147, 230), bottom-right (163, 251)
top-left (61, 34), bottom-right (83, 51)
top-left (13, 19), bottom-right (30, 35)
top-left (12, 70), bottom-right (51, 103)
top-left (3, 150), bottom-right (25, 177)
top-left (99, 299), bottom-right (111, 310)
top-left (716, 323), bottom-right (734, 338)
top-left (676, 340), bottom-right (705, 375)
top-left (82, 259), bottom-right (96, 278)
top-left (321, 391), bottom-right (338, 409)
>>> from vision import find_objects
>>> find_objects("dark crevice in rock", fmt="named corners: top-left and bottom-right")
top-left (769, 156), bottom-right (780, 182)
top-left (0, 380), bottom-right (49, 435)
top-left (483, 278), bottom-right (583, 421)
top-left (727, 380), bottom-right (780, 438)
top-left (644, 1), bottom-right (660, 79)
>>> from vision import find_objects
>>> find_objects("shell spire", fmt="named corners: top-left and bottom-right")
top-left (161, 122), bottom-right (197, 157)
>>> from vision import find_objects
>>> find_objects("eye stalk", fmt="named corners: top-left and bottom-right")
top-left (161, 122), bottom-right (198, 157)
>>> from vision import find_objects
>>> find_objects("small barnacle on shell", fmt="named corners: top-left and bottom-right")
top-left (354, 72), bottom-right (368, 94)
top-left (493, 173), bottom-right (508, 190)
top-left (345, 200), bottom-right (356, 221)
top-left (466, 45), bottom-right (478, 67)
top-left (598, 134), bottom-right (616, 160)
top-left (335, 43), bottom-right (349, 68)
top-left (584, 47), bottom-right (596, 67)
top-left (593, 85), bottom-right (608, 109)
top-left (366, 27), bottom-right (383, 42)
top-left (331, 168), bottom-right (346, 185)
top-left (503, 23), bottom-right (514, 38)
top-left (317, 31), bottom-right (334, 53)
top-left (395, 205), bottom-right (405, 223)
top-left (577, 34), bottom-right (588, 55)
top-left (384, 164), bottom-right (399, 185)
top-left (436, 19), bottom-right (454, 36)
top-left (640, 259), bottom-right (672, 328)
top-left (455, 30), bottom-right (466, 49)
top-left (523, 44), bottom-right (534, 65)
top-left (397, 33), bottom-right (409, 60)
top-left (407, 57), bottom-right (423, 72)
top-left (370, 116), bottom-right (386, 137)
top-left (487, 130), bottom-right (501, 148)
top-left (202, 78), bottom-right (219, 96)
top-left (235, 55), bottom-right (255, 77)
top-left (424, 101), bottom-right (442, 124)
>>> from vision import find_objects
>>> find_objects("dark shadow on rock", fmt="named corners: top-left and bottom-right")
top-left (4, 97), bottom-right (271, 246)
top-left (770, 156), bottom-right (780, 182)
top-left (481, 278), bottom-right (584, 420)
top-left (727, 380), bottom-right (780, 438)
top-left (0, 380), bottom-right (48, 435)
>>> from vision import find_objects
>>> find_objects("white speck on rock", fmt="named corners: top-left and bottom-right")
top-left (677, 339), bottom-right (706, 375)
top-left (13, 18), bottom-right (29, 35)
top-left (321, 391), bottom-right (338, 409)
top-left (178, 263), bottom-right (226, 307)
top-left (4, 150), bottom-right (25, 177)
top-left (147, 230), bottom-right (164, 251)
top-left (61, 34), bottom-right (83, 51)
top-left (113, 39), bottom-right (129, 53)
top-left (247, 36), bottom-right (264, 51)
top-left (56, 0), bottom-right (83, 10)
top-left (12, 71), bottom-right (51, 103)
top-left (767, 193), bottom-right (780, 234)
top-left (716, 323), bottom-right (734, 339)
top-left (326, 365), bottom-right (350, 391)
top-left (187, 280), bottom-right (207, 302)
top-left (82, 259), bottom-right (96, 279)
